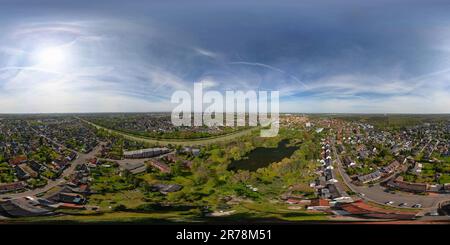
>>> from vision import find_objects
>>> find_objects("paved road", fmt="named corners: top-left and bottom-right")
top-left (0, 143), bottom-right (102, 200)
top-left (330, 138), bottom-right (450, 210)
top-left (77, 116), bottom-right (259, 146)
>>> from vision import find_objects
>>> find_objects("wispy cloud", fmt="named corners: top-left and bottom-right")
top-left (1, 0), bottom-right (450, 113)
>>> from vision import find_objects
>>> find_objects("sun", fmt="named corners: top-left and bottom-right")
top-left (33, 46), bottom-right (68, 70)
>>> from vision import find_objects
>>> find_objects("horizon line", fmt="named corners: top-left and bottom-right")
top-left (1, 112), bottom-right (450, 115)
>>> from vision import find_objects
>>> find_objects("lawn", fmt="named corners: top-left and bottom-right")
top-left (88, 190), bottom-right (146, 211)
top-left (438, 174), bottom-right (450, 184)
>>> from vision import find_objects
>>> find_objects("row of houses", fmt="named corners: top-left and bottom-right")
top-left (0, 181), bottom-right (26, 193)
top-left (387, 176), bottom-right (450, 193)
top-left (387, 176), bottom-right (429, 193)
top-left (123, 147), bottom-right (171, 159)
top-left (356, 160), bottom-right (401, 184)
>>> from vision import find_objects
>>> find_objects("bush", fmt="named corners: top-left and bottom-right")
top-left (112, 204), bottom-right (127, 211)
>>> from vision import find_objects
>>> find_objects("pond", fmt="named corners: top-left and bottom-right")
top-left (228, 139), bottom-right (299, 171)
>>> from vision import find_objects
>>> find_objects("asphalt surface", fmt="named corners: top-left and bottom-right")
top-left (331, 138), bottom-right (450, 211)
top-left (0, 142), bottom-right (102, 200)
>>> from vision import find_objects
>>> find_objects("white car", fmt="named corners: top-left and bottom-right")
top-left (412, 204), bottom-right (422, 208)
top-left (426, 211), bottom-right (439, 216)
top-left (25, 196), bottom-right (36, 201)
top-left (385, 201), bottom-right (394, 205)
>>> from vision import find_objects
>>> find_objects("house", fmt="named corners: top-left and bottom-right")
top-left (52, 159), bottom-right (69, 170)
top-left (120, 162), bottom-right (147, 175)
top-left (181, 147), bottom-right (201, 157)
top-left (326, 184), bottom-right (341, 199)
top-left (324, 169), bottom-right (335, 181)
top-left (66, 152), bottom-right (77, 161)
top-left (0, 182), bottom-right (26, 193)
top-left (14, 165), bottom-right (30, 180)
top-left (315, 176), bottom-right (327, 189)
top-left (308, 198), bottom-right (330, 210)
top-left (123, 147), bottom-right (171, 159)
top-left (9, 155), bottom-right (27, 165)
top-left (387, 176), bottom-right (428, 193)
top-left (411, 162), bottom-right (423, 174)
top-left (28, 161), bottom-right (46, 173)
top-left (343, 156), bottom-right (351, 165)
top-left (320, 187), bottom-right (331, 199)
top-left (381, 160), bottom-right (400, 174)
top-left (87, 158), bottom-right (99, 166)
top-left (148, 159), bottom-right (170, 173)
top-left (191, 149), bottom-right (200, 157)
top-left (69, 184), bottom-right (91, 194)
top-left (19, 164), bottom-right (38, 178)
top-left (54, 192), bottom-right (86, 205)
top-left (357, 170), bottom-right (382, 184)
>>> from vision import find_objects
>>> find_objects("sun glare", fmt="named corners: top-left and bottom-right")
top-left (33, 46), bottom-right (68, 70)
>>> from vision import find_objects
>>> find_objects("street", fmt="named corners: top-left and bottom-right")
top-left (331, 138), bottom-right (450, 211)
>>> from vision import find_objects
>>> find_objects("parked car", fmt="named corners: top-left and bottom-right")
top-left (385, 201), bottom-right (394, 205)
top-left (426, 211), bottom-right (439, 216)
top-left (412, 204), bottom-right (422, 208)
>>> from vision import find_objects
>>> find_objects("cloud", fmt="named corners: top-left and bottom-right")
top-left (1, 0), bottom-right (450, 113)
top-left (193, 47), bottom-right (219, 59)
top-left (281, 67), bottom-right (450, 113)
top-left (0, 20), bottom-right (196, 113)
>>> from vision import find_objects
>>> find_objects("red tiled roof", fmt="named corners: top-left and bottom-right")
top-left (340, 200), bottom-right (418, 219)
top-left (310, 198), bottom-right (330, 207)
top-left (9, 156), bottom-right (27, 165)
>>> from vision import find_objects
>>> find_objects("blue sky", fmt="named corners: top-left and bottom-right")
top-left (0, 0), bottom-right (450, 113)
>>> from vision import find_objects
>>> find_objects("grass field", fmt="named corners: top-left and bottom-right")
top-left (88, 190), bottom-right (146, 211)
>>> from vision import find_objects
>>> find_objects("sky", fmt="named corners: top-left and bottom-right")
top-left (0, 0), bottom-right (450, 113)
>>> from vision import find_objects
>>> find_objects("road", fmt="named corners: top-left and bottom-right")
top-left (330, 138), bottom-right (450, 211)
top-left (77, 116), bottom-right (259, 146)
top-left (0, 143), bottom-right (102, 199)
